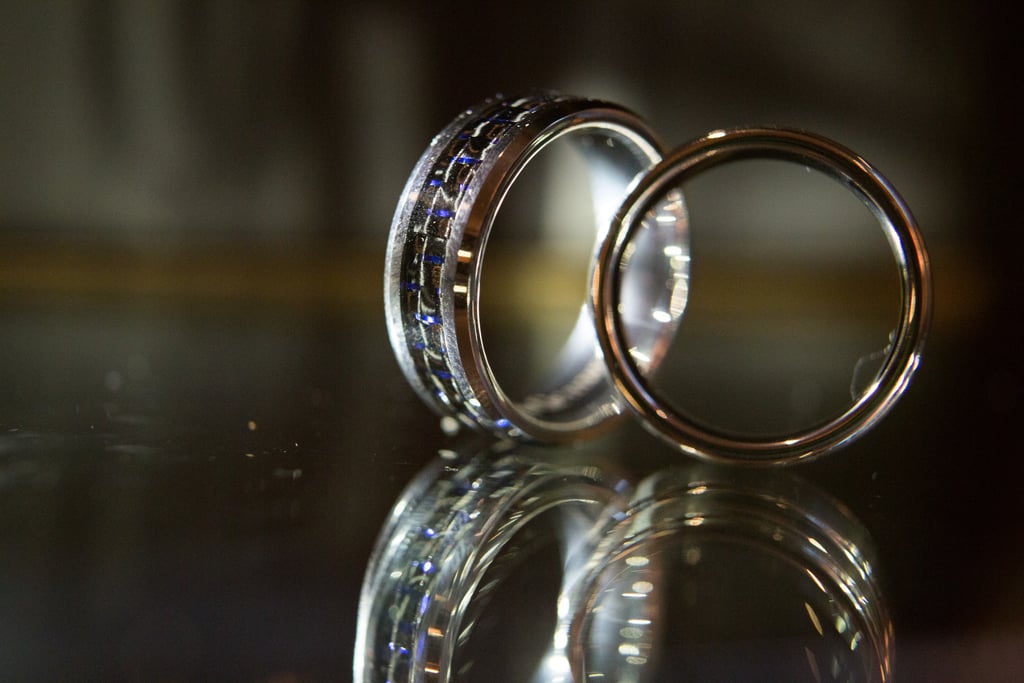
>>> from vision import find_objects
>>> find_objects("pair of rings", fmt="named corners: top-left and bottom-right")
top-left (384, 93), bottom-right (931, 464)
top-left (354, 445), bottom-right (892, 681)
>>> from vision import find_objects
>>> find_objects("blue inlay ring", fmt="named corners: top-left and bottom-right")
top-left (384, 93), bottom-right (689, 442)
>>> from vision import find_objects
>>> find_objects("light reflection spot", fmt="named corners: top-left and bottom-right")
top-left (807, 537), bottom-right (828, 554)
top-left (804, 601), bottom-right (824, 636)
top-left (440, 416), bottom-right (460, 435)
top-left (630, 348), bottom-right (652, 366)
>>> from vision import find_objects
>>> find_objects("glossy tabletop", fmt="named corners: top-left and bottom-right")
top-left (0, 241), bottom-right (1018, 682)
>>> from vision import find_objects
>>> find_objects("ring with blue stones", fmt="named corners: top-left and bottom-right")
top-left (385, 93), bottom-right (689, 443)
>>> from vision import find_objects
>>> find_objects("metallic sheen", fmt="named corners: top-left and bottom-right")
top-left (593, 127), bottom-right (932, 464)
top-left (352, 444), bottom-right (627, 683)
top-left (385, 93), bottom-right (688, 443)
top-left (565, 467), bottom-right (893, 681)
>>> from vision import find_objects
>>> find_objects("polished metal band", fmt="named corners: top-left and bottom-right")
top-left (593, 127), bottom-right (932, 464)
top-left (384, 93), bottom-right (687, 443)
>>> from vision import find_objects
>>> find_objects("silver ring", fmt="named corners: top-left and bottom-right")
top-left (385, 93), bottom-right (689, 443)
top-left (593, 127), bottom-right (932, 464)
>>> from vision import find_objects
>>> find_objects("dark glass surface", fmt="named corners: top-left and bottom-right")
top-left (0, 271), bottom-right (1019, 680)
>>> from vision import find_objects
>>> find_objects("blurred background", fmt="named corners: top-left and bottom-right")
top-left (0, 1), bottom-right (1001, 249)
top-left (0, 1), bottom-right (1019, 681)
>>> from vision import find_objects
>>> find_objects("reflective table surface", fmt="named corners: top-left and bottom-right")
top-left (0, 243), bottom-right (1020, 682)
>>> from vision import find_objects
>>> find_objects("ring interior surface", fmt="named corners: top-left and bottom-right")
top-left (385, 94), bottom-right (688, 443)
top-left (593, 127), bottom-right (932, 464)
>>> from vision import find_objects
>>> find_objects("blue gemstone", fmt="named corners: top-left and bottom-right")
top-left (428, 208), bottom-right (452, 218)
top-left (414, 313), bottom-right (439, 325)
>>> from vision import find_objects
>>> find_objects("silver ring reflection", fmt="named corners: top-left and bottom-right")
top-left (354, 445), bottom-right (893, 682)
top-left (564, 467), bottom-right (893, 681)
top-left (353, 444), bottom-right (628, 683)
top-left (593, 127), bottom-right (932, 464)
top-left (385, 93), bottom-right (688, 443)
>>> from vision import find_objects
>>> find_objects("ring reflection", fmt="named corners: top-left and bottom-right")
top-left (353, 441), bottom-right (630, 683)
top-left (567, 467), bottom-right (892, 682)
top-left (354, 445), bottom-right (891, 682)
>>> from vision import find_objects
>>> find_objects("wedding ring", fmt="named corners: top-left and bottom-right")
top-left (593, 127), bottom-right (931, 464)
top-left (385, 93), bottom-right (688, 442)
